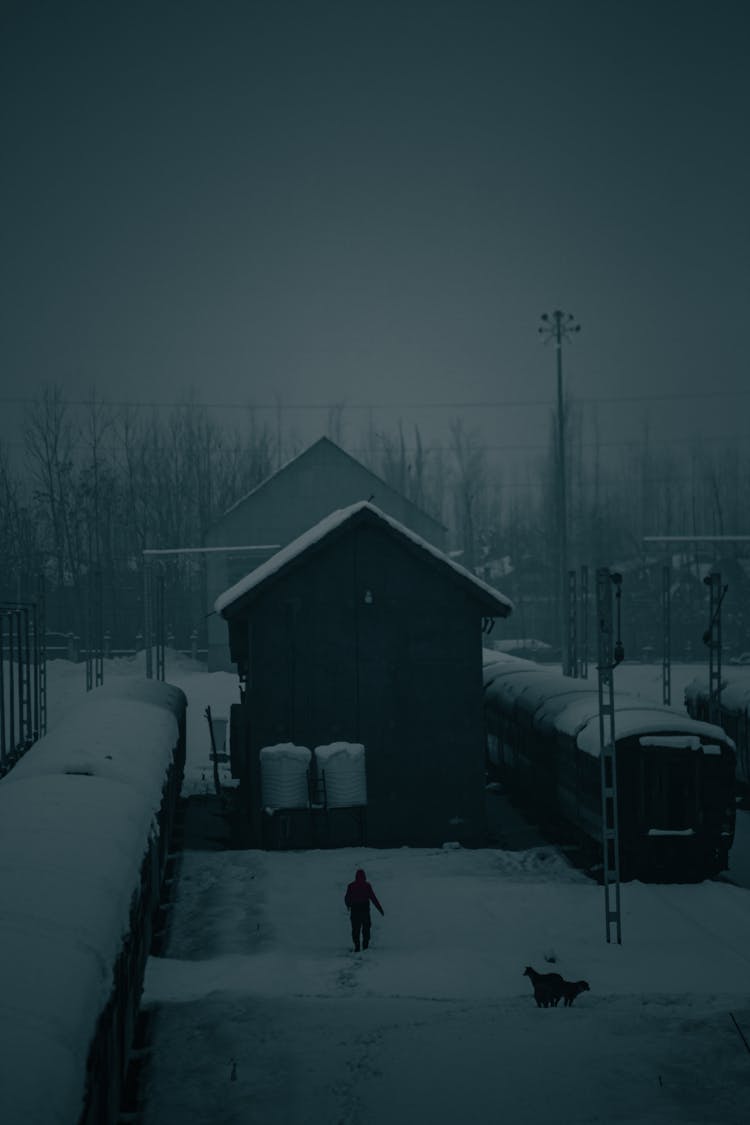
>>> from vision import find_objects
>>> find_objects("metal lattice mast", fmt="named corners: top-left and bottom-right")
top-left (8, 611), bottom-right (17, 752)
top-left (539, 310), bottom-right (581, 676)
top-left (0, 614), bottom-right (6, 767)
top-left (156, 569), bottom-right (166, 682)
top-left (94, 567), bottom-right (104, 688)
top-left (37, 576), bottom-right (47, 736)
top-left (144, 557), bottom-right (153, 679)
top-left (568, 569), bottom-right (578, 678)
top-left (580, 564), bottom-right (589, 678)
top-left (662, 564), bottom-right (671, 706)
top-left (596, 567), bottom-right (622, 944)
top-left (21, 607), bottom-right (32, 745)
top-left (704, 572), bottom-right (727, 725)
top-left (85, 573), bottom-right (93, 691)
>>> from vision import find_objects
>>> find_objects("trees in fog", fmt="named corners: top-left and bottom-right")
top-left (1, 389), bottom-right (277, 646)
top-left (1, 387), bottom-right (749, 653)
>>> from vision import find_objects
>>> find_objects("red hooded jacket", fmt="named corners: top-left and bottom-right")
top-left (344, 869), bottom-right (384, 914)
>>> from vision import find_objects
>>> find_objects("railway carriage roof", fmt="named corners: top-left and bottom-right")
top-left (685, 674), bottom-right (750, 713)
top-left (0, 679), bottom-right (184, 1125)
top-left (483, 655), bottom-right (734, 758)
top-left (575, 706), bottom-right (733, 757)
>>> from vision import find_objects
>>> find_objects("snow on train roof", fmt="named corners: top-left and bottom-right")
top-left (8, 678), bottom-right (185, 798)
top-left (685, 672), bottom-right (750, 713)
top-left (575, 706), bottom-right (732, 757)
top-left (483, 654), bottom-right (732, 758)
top-left (0, 775), bottom-right (158, 1124)
top-left (0, 680), bottom-right (184, 1125)
top-left (216, 501), bottom-right (513, 616)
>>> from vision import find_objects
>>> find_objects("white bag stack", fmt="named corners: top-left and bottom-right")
top-left (260, 743), bottom-right (311, 810)
top-left (314, 743), bottom-right (367, 808)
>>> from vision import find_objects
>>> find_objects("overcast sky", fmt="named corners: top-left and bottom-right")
top-left (1, 0), bottom-right (748, 473)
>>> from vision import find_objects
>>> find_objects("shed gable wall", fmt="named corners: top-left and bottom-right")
top-left (237, 522), bottom-right (486, 846)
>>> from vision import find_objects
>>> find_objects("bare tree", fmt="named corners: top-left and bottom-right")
top-left (326, 402), bottom-right (347, 447)
top-left (24, 387), bottom-right (84, 624)
top-left (0, 441), bottom-right (39, 600)
top-left (449, 418), bottom-right (487, 573)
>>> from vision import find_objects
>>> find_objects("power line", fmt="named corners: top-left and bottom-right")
top-left (0, 433), bottom-right (748, 455)
top-left (1, 388), bottom-right (749, 411)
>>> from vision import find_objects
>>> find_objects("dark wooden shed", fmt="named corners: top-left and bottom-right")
top-left (216, 502), bottom-right (512, 847)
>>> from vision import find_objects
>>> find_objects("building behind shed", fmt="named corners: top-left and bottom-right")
top-left (204, 437), bottom-right (447, 670)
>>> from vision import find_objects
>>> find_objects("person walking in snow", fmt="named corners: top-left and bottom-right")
top-left (344, 868), bottom-right (384, 951)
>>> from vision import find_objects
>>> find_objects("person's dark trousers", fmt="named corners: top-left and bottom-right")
top-left (350, 904), bottom-right (371, 950)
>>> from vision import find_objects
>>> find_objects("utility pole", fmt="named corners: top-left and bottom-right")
top-left (539, 310), bottom-right (581, 675)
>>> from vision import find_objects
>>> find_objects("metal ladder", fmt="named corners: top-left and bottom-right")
top-left (579, 564), bottom-right (589, 679)
top-left (662, 564), bottom-right (671, 706)
top-left (37, 577), bottom-right (47, 737)
top-left (567, 569), bottom-right (578, 677)
top-left (705, 572), bottom-right (727, 726)
top-left (596, 567), bottom-right (622, 944)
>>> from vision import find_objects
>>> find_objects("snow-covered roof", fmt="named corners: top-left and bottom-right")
top-left (685, 672), bottom-right (750, 713)
top-left (216, 501), bottom-right (513, 617)
top-left (483, 653), bottom-right (733, 759)
top-left (0, 678), bottom-right (185, 1125)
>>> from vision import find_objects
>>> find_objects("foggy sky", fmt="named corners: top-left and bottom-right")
top-left (2, 0), bottom-right (749, 470)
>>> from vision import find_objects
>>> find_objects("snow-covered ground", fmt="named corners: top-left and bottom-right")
top-left (27, 656), bottom-right (750, 1123)
top-left (140, 844), bottom-right (750, 1125)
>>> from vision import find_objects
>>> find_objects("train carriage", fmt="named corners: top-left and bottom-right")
top-left (484, 651), bottom-right (736, 880)
top-left (684, 674), bottom-right (750, 804)
top-left (0, 678), bottom-right (186, 1125)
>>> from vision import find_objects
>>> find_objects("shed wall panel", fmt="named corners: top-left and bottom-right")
top-left (232, 521), bottom-right (487, 846)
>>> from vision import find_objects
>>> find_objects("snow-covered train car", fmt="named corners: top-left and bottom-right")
top-left (684, 673), bottom-right (750, 803)
top-left (483, 651), bottom-right (735, 880)
top-left (0, 678), bottom-right (186, 1125)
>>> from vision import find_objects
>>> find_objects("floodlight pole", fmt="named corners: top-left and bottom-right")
top-left (539, 310), bottom-right (580, 676)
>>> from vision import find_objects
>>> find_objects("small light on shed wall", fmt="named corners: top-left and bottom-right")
top-left (364, 589), bottom-right (374, 605)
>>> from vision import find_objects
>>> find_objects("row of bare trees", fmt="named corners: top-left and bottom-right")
top-left (1, 389), bottom-right (277, 645)
top-left (1, 387), bottom-right (749, 654)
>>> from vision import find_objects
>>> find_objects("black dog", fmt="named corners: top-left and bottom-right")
top-left (523, 965), bottom-right (563, 1008)
top-left (523, 966), bottom-right (590, 1008)
top-left (559, 979), bottom-right (590, 1006)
